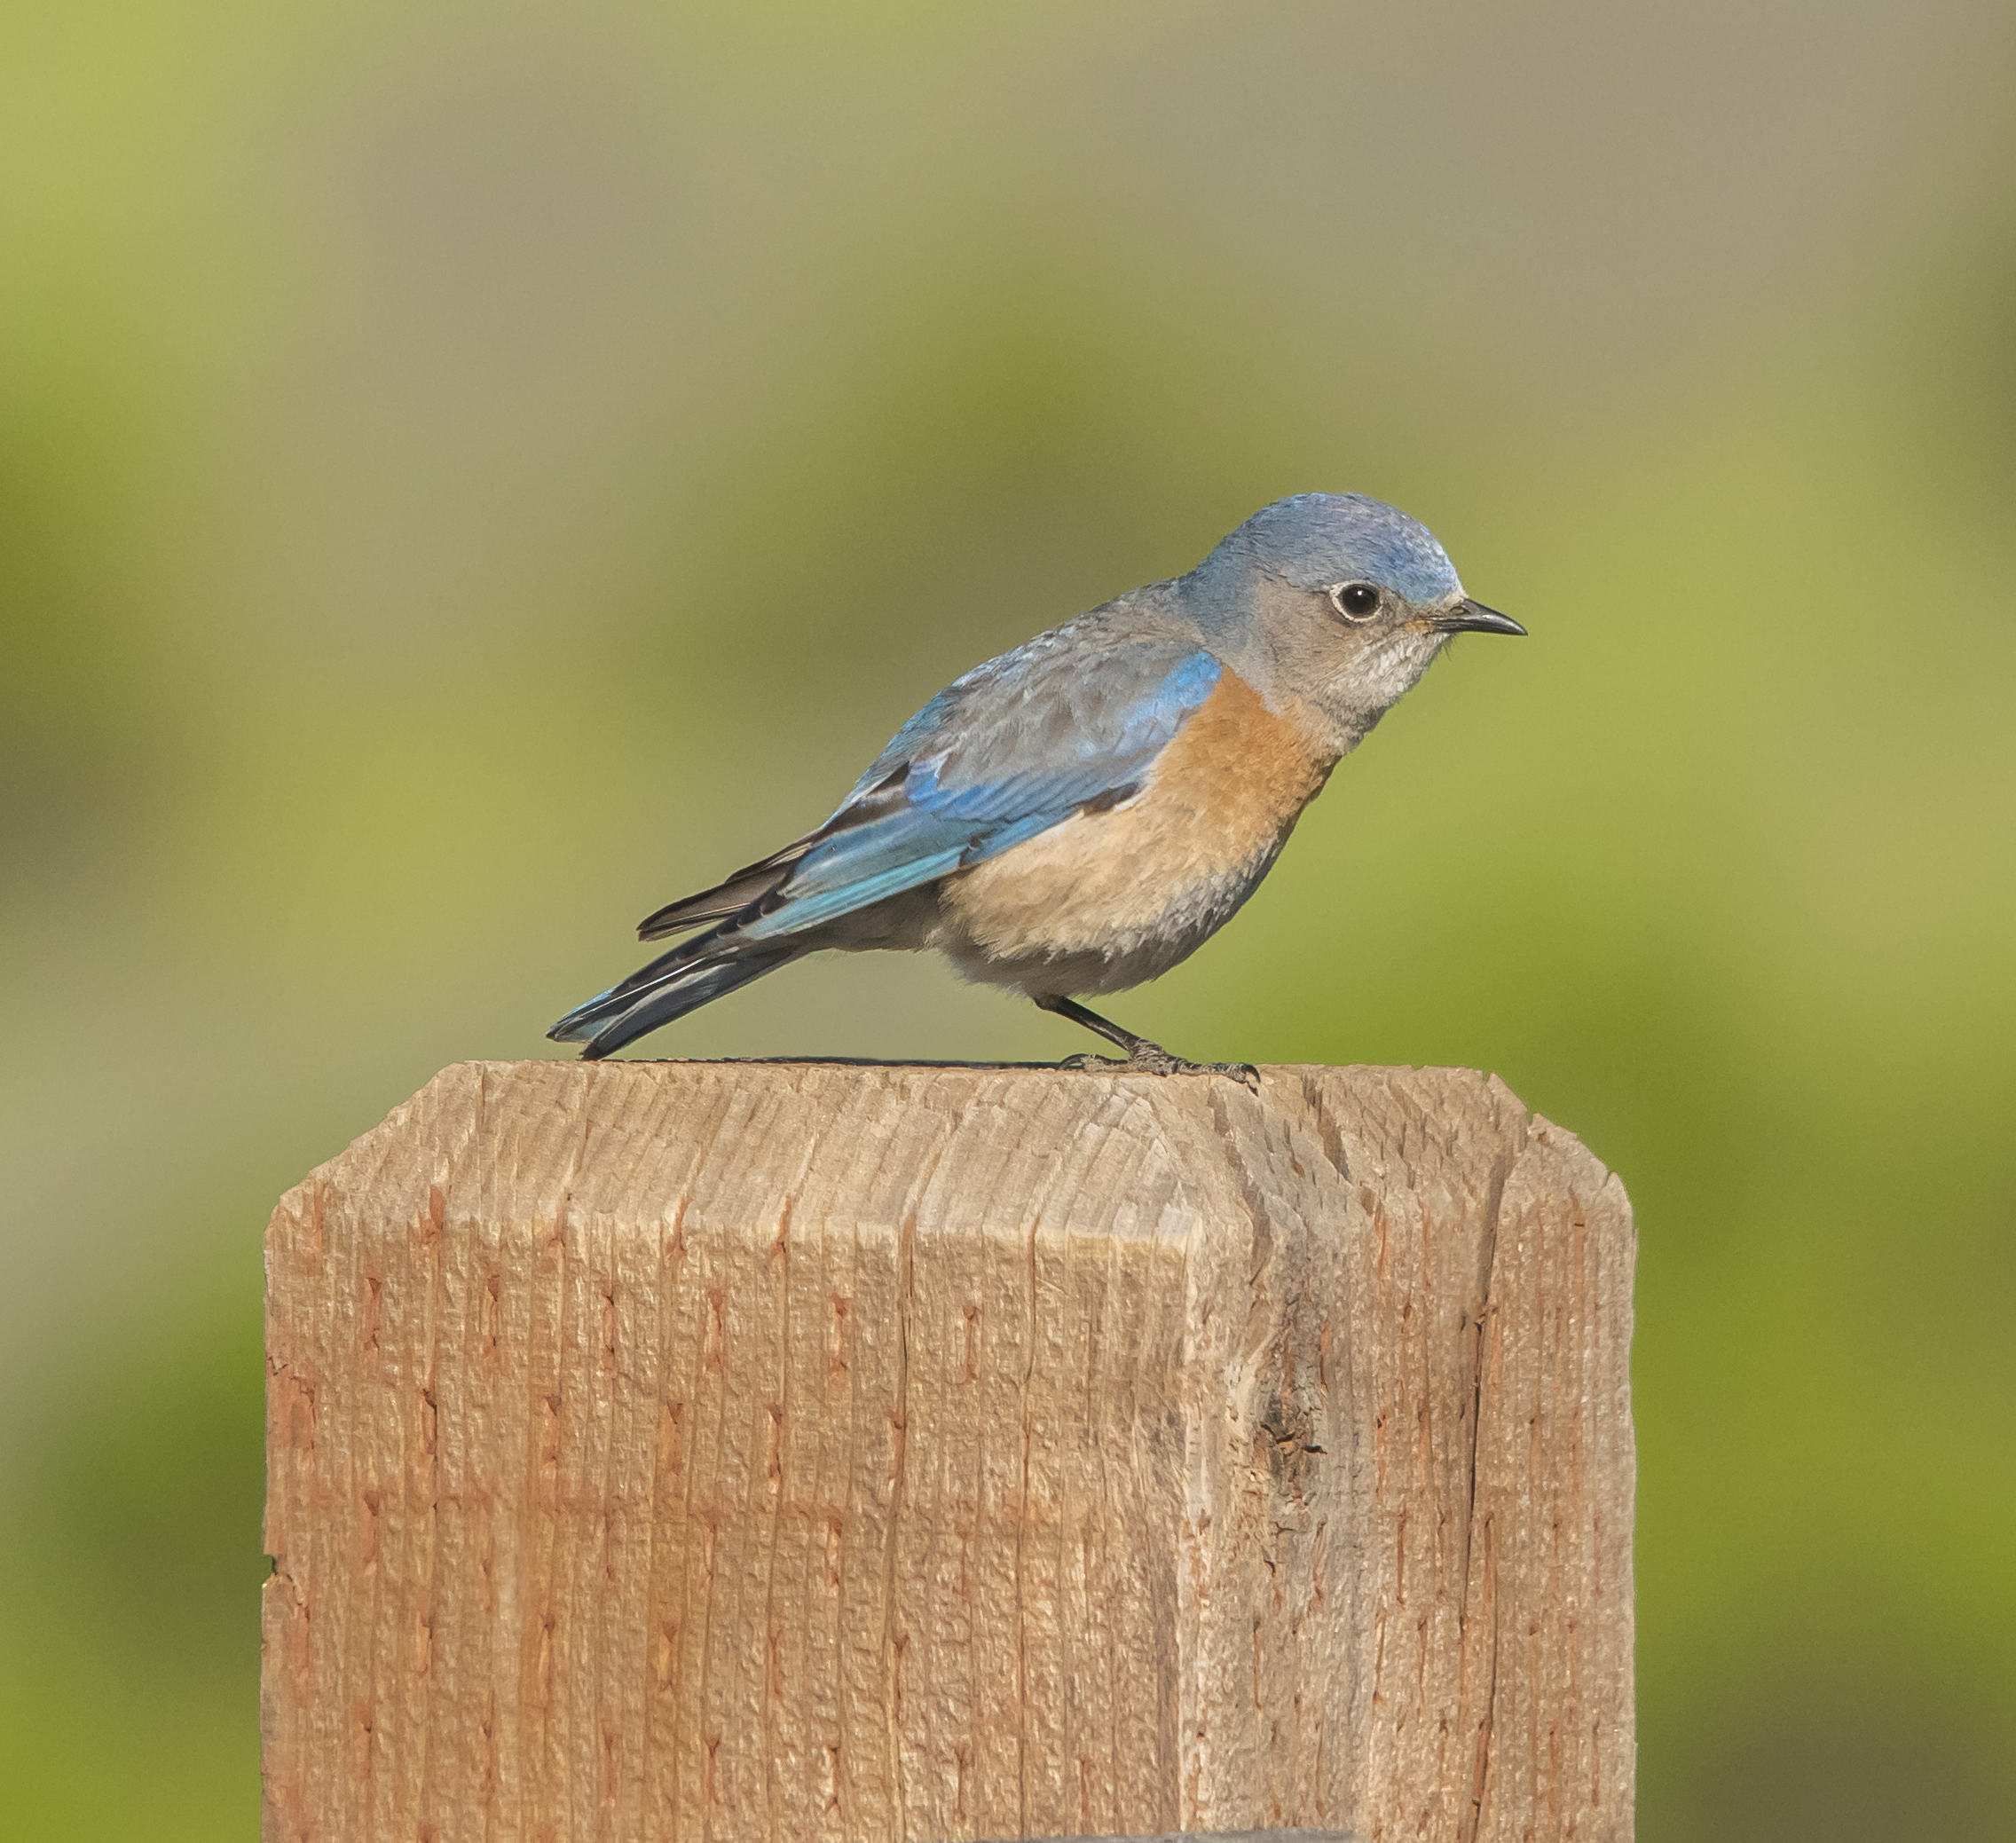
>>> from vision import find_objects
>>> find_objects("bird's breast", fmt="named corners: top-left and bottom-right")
top-left (933, 667), bottom-right (1336, 989)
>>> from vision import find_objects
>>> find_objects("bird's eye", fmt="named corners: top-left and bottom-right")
top-left (1327, 581), bottom-right (1381, 622)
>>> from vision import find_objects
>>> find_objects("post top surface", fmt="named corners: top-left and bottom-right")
top-left (272, 1058), bottom-right (1628, 1257)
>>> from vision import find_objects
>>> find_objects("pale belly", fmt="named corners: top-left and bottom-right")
top-left (925, 804), bottom-right (1295, 998)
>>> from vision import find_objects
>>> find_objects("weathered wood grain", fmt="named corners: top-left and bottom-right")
top-left (263, 1061), bottom-right (1634, 1843)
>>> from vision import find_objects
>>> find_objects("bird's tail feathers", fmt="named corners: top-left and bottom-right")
top-left (547, 934), bottom-right (801, 1059)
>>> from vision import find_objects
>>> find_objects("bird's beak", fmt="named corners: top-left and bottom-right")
top-left (1434, 598), bottom-right (1527, 636)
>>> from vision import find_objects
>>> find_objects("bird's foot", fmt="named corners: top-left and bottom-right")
top-left (1059, 1045), bottom-right (1261, 1091)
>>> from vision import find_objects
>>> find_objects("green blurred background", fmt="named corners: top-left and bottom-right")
top-left (4, 2), bottom-right (2013, 1836)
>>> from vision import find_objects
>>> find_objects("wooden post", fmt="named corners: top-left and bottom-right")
top-left (263, 1062), bottom-right (1634, 1843)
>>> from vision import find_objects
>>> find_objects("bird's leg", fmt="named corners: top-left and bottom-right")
top-left (1035, 995), bottom-right (1259, 1090)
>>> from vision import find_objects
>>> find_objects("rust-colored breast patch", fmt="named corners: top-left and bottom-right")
top-left (938, 666), bottom-right (1338, 964)
top-left (1143, 667), bottom-right (1335, 852)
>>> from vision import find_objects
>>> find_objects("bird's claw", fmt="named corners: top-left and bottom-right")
top-left (1059, 1048), bottom-right (1261, 1091)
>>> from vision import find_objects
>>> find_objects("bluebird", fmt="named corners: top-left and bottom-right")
top-left (549, 492), bottom-right (1524, 1075)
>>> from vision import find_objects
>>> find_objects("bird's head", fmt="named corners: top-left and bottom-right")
top-left (1187, 492), bottom-right (1524, 744)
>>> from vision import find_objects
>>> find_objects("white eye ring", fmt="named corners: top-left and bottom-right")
top-left (1327, 581), bottom-right (1381, 623)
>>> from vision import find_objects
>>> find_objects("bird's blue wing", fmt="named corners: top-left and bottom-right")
top-left (736, 637), bottom-right (1221, 941)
